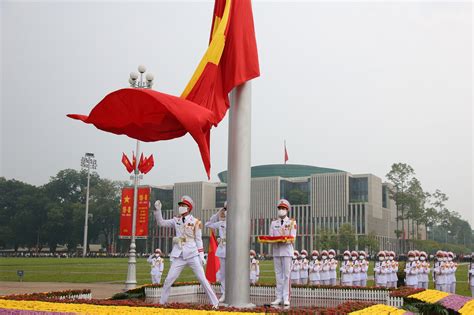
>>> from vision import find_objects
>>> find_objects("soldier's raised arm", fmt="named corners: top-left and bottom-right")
top-left (154, 200), bottom-right (175, 228)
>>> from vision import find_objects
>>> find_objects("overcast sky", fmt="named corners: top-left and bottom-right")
top-left (1, 1), bottom-right (472, 224)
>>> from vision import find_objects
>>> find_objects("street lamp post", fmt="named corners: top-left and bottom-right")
top-left (446, 230), bottom-right (451, 244)
top-left (81, 152), bottom-right (97, 258)
top-left (124, 65), bottom-right (154, 291)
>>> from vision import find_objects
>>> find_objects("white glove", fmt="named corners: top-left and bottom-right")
top-left (199, 252), bottom-right (206, 265)
top-left (154, 200), bottom-right (162, 211)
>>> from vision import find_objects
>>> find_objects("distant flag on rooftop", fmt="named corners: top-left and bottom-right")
top-left (284, 141), bottom-right (289, 164)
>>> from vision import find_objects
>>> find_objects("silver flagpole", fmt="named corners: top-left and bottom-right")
top-left (225, 82), bottom-right (253, 307)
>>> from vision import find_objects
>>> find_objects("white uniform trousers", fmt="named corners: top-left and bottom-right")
top-left (471, 286), bottom-right (474, 297)
top-left (151, 273), bottom-right (162, 284)
top-left (450, 282), bottom-right (456, 294)
top-left (160, 255), bottom-right (218, 306)
top-left (219, 257), bottom-right (226, 294)
top-left (274, 256), bottom-right (291, 301)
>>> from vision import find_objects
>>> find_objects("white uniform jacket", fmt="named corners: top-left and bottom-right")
top-left (375, 261), bottom-right (388, 284)
top-left (269, 217), bottom-right (297, 257)
top-left (154, 210), bottom-right (203, 260)
top-left (300, 258), bottom-right (310, 279)
top-left (433, 261), bottom-right (448, 285)
top-left (404, 261), bottom-right (418, 286)
top-left (147, 254), bottom-right (164, 275)
top-left (309, 259), bottom-right (321, 281)
top-left (359, 260), bottom-right (368, 281)
top-left (340, 261), bottom-right (353, 283)
top-left (205, 212), bottom-right (226, 258)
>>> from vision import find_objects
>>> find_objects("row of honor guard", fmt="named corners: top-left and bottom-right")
top-left (290, 249), bottom-right (369, 286)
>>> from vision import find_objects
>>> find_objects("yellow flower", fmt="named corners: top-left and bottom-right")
top-left (408, 289), bottom-right (450, 304)
top-left (0, 300), bottom-right (264, 315)
top-left (349, 304), bottom-right (401, 314)
top-left (459, 299), bottom-right (474, 314)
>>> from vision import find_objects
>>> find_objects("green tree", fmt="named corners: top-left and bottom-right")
top-left (88, 179), bottom-right (125, 251)
top-left (317, 228), bottom-right (338, 250)
top-left (358, 231), bottom-right (379, 256)
top-left (0, 178), bottom-right (49, 251)
top-left (386, 163), bottom-right (415, 252)
top-left (405, 178), bottom-right (426, 241)
top-left (338, 223), bottom-right (356, 251)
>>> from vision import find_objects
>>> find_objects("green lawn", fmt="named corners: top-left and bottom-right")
top-left (0, 258), bottom-right (470, 296)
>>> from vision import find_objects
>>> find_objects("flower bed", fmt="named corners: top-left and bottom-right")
top-left (438, 294), bottom-right (473, 313)
top-left (404, 289), bottom-right (474, 314)
top-left (0, 298), bottom-right (379, 315)
top-left (407, 289), bottom-right (451, 304)
top-left (389, 287), bottom-right (424, 298)
top-left (348, 304), bottom-right (413, 315)
top-left (2, 289), bottom-right (92, 301)
top-left (459, 299), bottom-right (474, 314)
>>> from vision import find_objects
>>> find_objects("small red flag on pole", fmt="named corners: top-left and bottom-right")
top-left (284, 141), bottom-right (289, 164)
top-left (121, 153), bottom-right (134, 173)
top-left (205, 230), bottom-right (221, 283)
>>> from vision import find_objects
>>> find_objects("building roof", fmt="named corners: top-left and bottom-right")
top-left (217, 164), bottom-right (344, 183)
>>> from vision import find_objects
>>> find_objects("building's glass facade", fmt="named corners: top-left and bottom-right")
top-left (280, 179), bottom-right (310, 205)
top-left (349, 177), bottom-right (368, 202)
top-left (151, 187), bottom-right (173, 210)
top-left (215, 186), bottom-right (227, 208)
top-left (382, 185), bottom-right (388, 208)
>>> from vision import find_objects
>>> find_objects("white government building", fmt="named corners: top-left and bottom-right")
top-left (149, 164), bottom-right (416, 255)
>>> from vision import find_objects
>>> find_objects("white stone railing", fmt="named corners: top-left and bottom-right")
top-left (145, 285), bottom-right (199, 298)
top-left (56, 293), bottom-right (92, 300)
top-left (146, 285), bottom-right (403, 307)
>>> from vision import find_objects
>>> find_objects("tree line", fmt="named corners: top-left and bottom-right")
top-left (386, 163), bottom-right (472, 252)
top-left (0, 169), bottom-right (126, 252)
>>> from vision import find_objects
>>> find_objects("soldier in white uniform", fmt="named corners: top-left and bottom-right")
top-left (249, 250), bottom-right (260, 284)
top-left (433, 250), bottom-right (448, 292)
top-left (340, 250), bottom-right (353, 286)
top-left (309, 250), bottom-right (321, 286)
top-left (299, 250), bottom-right (310, 285)
top-left (328, 249), bottom-right (338, 286)
top-left (418, 251), bottom-right (430, 289)
top-left (447, 251), bottom-right (457, 293)
top-left (374, 251), bottom-right (388, 287)
top-left (414, 250), bottom-right (421, 288)
top-left (351, 251), bottom-right (361, 286)
top-left (205, 202), bottom-right (227, 302)
top-left (270, 199), bottom-right (297, 307)
top-left (358, 251), bottom-right (368, 287)
top-left (320, 250), bottom-right (330, 285)
top-left (154, 196), bottom-right (218, 308)
top-left (147, 248), bottom-right (165, 284)
top-left (387, 251), bottom-right (398, 288)
top-left (290, 250), bottom-right (301, 285)
top-left (404, 251), bottom-right (418, 288)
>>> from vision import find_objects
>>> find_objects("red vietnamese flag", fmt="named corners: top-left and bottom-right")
top-left (67, 0), bottom-right (260, 178)
top-left (141, 154), bottom-right (155, 174)
top-left (205, 230), bottom-right (221, 283)
top-left (121, 153), bottom-right (134, 173)
top-left (284, 141), bottom-right (289, 164)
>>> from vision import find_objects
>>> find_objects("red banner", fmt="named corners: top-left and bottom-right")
top-left (136, 187), bottom-right (150, 237)
top-left (119, 187), bottom-right (150, 239)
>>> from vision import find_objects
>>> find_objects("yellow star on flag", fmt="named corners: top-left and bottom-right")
top-left (124, 196), bottom-right (130, 204)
